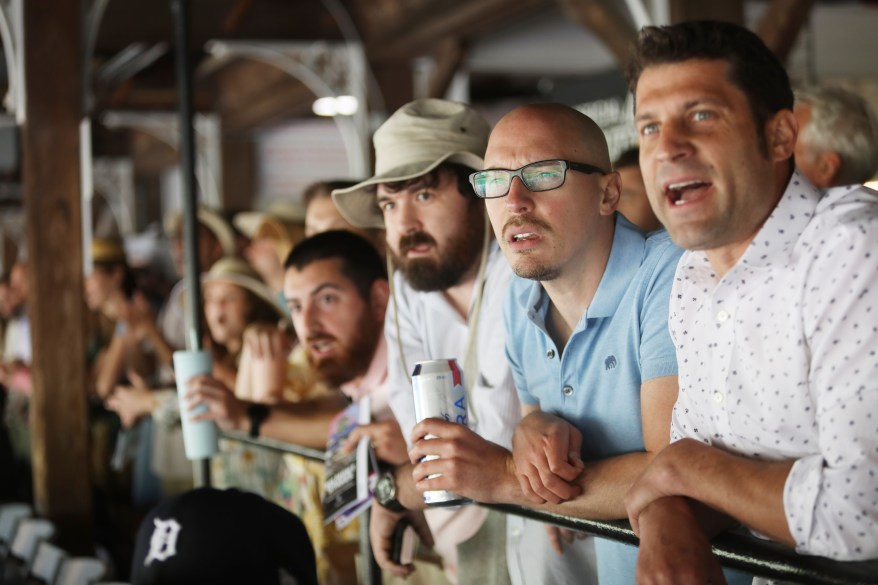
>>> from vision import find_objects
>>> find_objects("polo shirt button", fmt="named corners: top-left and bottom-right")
top-left (546, 349), bottom-right (555, 359)
top-left (716, 309), bottom-right (730, 323)
top-left (562, 385), bottom-right (574, 396)
top-left (713, 391), bottom-right (724, 404)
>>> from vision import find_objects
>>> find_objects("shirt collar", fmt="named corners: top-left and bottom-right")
top-left (679, 170), bottom-right (822, 276)
top-left (739, 169), bottom-right (821, 269)
top-left (588, 214), bottom-right (647, 319)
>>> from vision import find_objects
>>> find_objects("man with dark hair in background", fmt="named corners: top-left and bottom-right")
top-left (186, 230), bottom-right (402, 458)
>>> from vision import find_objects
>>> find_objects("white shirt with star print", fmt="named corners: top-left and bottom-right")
top-left (669, 171), bottom-right (878, 560)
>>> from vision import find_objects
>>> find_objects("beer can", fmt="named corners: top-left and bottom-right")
top-left (411, 358), bottom-right (470, 507)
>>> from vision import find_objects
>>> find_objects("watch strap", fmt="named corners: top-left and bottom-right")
top-left (247, 404), bottom-right (270, 438)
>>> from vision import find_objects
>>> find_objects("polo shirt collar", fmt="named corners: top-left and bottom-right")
top-left (587, 214), bottom-right (647, 319)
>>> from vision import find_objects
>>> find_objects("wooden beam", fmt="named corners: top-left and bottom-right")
top-left (94, 85), bottom-right (213, 112)
top-left (22, 0), bottom-right (93, 553)
top-left (223, 0), bottom-right (256, 33)
top-left (426, 39), bottom-right (467, 100)
top-left (557, 0), bottom-right (638, 66)
top-left (363, 0), bottom-right (553, 62)
top-left (130, 130), bottom-right (179, 175)
top-left (756, 0), bottom-right (815, 62)
top-left (370, 61), bottom-right (414, 115)
top-left (211, 60), bottom-right (315, 131)
top-left (220, 130), bottom-right (254, 212)
top-left (222, 79), bottom-right (315, 131)
top-left (669, 0), bottom-right (744, 23)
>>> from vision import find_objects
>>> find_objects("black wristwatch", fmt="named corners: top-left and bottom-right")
top-left (247, 404), bottom-right (270, 438)
top-left (375, 468), bottom-right (406, 512)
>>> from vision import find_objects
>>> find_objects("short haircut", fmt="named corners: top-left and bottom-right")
top-left (379, 162), bottom-right (478, 201)
top-left (302, 179), bottom-right (359, 208)
top-left (626, 21), bottom-right (794, 156)
top-left (284, 230), bottom-right (386, 300)
top-left (795, 85), bottom-right (878, 185)
top-left (613, 147), bottom-right (640, 170)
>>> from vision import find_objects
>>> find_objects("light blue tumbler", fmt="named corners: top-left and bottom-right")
top-left (173, 349), bottom-right (219, 460)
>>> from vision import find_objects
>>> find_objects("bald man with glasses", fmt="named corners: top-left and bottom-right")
top-left (406, 104), bottom-right (727, 583)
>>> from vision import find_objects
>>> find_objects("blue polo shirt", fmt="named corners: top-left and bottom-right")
top-left (505, 215), bottom-right (680, 457)
top-left (504, 214), bottom-right (681, 585)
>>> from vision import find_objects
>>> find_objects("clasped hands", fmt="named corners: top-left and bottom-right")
top-left (407, 410), bottom-right (585, 506)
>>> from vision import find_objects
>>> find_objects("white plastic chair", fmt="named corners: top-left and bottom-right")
top-left (29, 540), bottom-right (68, 584)
top-left (10, 517), bottom-right (55, 568)
top-left (0, 503), bottom-right (33, 555)
top-left (54, 557), bottom-right (106, 585)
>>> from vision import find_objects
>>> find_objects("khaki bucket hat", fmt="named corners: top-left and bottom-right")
top-left (332, 99), bottom-right (490, 228)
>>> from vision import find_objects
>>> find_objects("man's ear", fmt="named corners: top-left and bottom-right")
top-left (814, 150), bottom-right (842, 187)
top-left (599, 172), bottom-right (622, 216)
top-left (767, 109), bottom-right (798, 163)
top-left (370, 279), bottom-right (390, 322)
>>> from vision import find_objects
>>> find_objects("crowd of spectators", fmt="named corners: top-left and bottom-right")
top-left (1, 18), bottom-right (877, 585)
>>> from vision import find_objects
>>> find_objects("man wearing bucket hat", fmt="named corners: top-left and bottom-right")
top-left (333, 99), bottom-right (520, 585)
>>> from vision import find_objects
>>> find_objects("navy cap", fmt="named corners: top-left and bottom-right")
top-left (131, 488), bottom-right (317, 585)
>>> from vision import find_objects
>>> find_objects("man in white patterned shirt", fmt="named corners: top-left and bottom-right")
top-left (622, 20), bottom-right (878, 582)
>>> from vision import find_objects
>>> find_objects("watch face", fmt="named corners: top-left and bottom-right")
top-left (376, 472), bottom-right (394, 503)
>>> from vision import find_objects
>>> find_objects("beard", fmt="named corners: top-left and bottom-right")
top-left (306, 311), bottom-right (382, 387)
top-left (390, 207), bottom-right (485, 292)
top-left (501, 214), bottom-right (561, 281)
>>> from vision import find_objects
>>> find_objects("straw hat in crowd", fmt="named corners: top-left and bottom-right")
top-left (202, 256), bottom-right (287, 320)
top-left (233, 201), bottom-right (306, 263)
top-left (164, 206), bottom-right (237, 257)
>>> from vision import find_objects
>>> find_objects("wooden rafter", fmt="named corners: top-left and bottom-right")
top-left (223, 0), bottom-right (255, 33)
top-left (668, 0), bottom-right (744, 24)
top-left (426, 38), bottom-right (468, 100)
top-left (363, 0), bottom-right (553, 62)
top-left (556, 0), bottom-right (638, 67)
top-left (756, 0), bottom-right (815, 62)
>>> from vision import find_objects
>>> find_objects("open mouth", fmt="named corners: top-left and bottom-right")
top-left (511, 232), bottom-right (538, 243)
top-left (399, 232), bottom-right (436, 256)
top-left (308, 337), bottom-right (336, 356)
top-left (665, 179), bottom-right (711, 206)
top-left (406, 243), bottom-right (432, 255)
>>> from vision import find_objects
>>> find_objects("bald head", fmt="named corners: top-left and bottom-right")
top-left (486, 104), bottom-right (611, 172)
top-left (481, 103), bottom-right (621, 286)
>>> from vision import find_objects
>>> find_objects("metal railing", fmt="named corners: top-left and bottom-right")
top-left (220, 432), bottom-right (878, 585)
